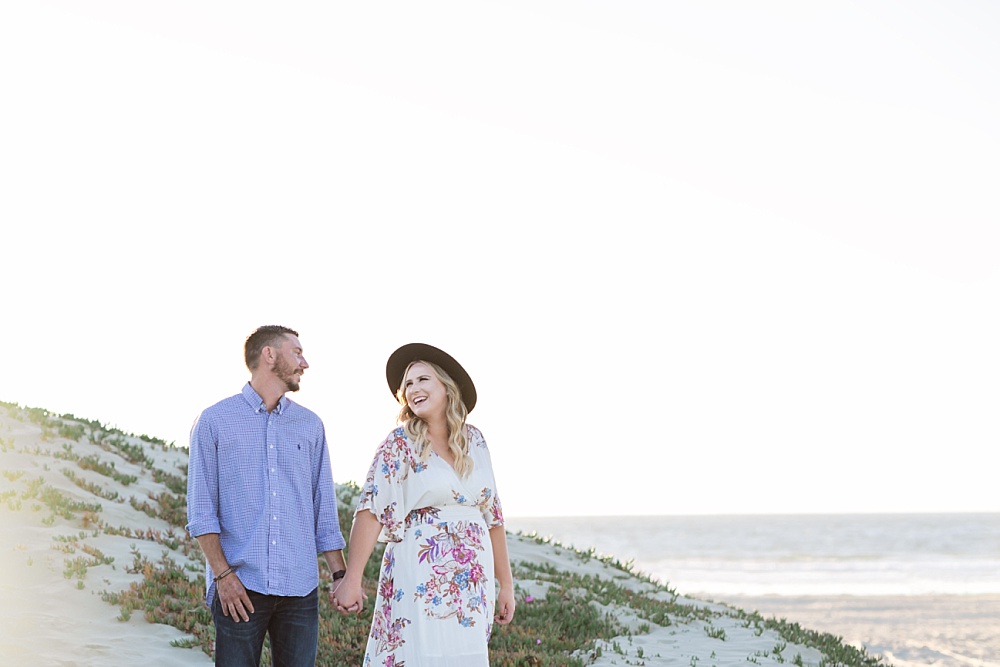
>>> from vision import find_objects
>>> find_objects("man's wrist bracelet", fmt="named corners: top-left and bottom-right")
top-left (214, 566), bottom-right (236, 582)
top-left (331, 569), bottom-right (347, 581)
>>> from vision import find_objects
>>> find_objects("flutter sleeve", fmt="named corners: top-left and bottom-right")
top-left (355, 427), bottom-right (413, 543)
top-left (469, 424), bottom-right (505, 528)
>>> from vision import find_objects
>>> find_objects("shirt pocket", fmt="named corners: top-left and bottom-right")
top-left (284, 438), bottom-right (314, 489)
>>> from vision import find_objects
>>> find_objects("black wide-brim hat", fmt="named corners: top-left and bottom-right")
top-left (385, 343), bottom-right (477, 413)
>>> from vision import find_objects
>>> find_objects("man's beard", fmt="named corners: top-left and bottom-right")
top-left (274, 355), bottom-right (302, 392)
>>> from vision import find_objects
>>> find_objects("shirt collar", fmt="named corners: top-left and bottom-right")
top-left (241, 382), bottom-right (287, 415)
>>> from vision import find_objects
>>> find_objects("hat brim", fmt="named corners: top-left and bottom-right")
top-left (385, 343), bottom-right (477, 414)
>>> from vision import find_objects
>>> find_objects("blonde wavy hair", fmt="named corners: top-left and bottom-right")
top-left (396, 360), bottom-right (473, 478)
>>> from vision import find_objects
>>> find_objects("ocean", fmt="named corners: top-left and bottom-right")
top-left (506, 513), bottom-right (1000, 667)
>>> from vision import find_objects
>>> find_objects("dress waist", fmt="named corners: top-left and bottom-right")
top-left (404, 504), bottom-right (484, 531)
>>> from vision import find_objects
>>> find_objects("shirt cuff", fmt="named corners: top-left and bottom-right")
top-left (316, 532), bottom-right (346, 554)
top-left (186, 517), bottom-right (222, 537)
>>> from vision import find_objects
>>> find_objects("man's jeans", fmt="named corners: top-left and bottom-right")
top-left (212, 587), bottom-right (319, 667)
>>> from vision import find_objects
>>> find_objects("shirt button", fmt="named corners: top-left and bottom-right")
top-left (273, 516), bottom-right (277, 520)
top-left (271, 468), bottom-right (275, 473)
top-left (272, 540), bottom-right (276, 545)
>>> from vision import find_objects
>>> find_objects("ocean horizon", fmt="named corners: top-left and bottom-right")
top-left (506, 512), bottom-right (1000, 597)
top-left (506, 512), bottom-right (1000, 667)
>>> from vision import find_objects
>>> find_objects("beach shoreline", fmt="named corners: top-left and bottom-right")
top-left (509, 512), bottom-right (1000, 667)
top-left (722, 593), bottom-right (1000, 667)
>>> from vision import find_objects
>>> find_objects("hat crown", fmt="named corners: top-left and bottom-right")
top-left (385, 343), bottom-right (477, 414)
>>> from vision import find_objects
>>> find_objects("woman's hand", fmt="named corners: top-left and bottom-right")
top-left (494, 585), bottom-right (516, 625)
top-left (331, 576), bottom-right (365, 615)
top-left (489, 524), bottom-right (516, 625)
top-left (333, 510), bottom-right (381, 615)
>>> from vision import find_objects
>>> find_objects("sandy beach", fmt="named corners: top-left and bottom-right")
top-left (1, 404), bottom-right (881, 666)
top-left (725, 594), bottom-right (1000, 667)
top-left (0, 408), bottom-right (214, 666)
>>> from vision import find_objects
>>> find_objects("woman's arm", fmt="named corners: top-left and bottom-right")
top-left (489, 524), bottom-right (516, 625)
top-left (331, 510), bottom-right (382, 614)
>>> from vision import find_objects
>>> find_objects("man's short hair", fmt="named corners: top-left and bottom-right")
top-left (245, 325), bottom-right (299, 371)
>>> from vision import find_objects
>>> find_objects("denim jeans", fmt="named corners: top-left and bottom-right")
top-left (212, 587), bottom-right (319, 667)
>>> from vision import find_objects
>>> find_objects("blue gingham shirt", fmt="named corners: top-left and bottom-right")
top-left (186, 383), bottom-right (346, 606)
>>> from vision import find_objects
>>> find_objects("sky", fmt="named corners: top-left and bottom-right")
top-left (2, 1), bottom-right (998, 517)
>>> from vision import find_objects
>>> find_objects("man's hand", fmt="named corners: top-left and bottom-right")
top-left (217, 574), bottom-right (254, 622)
top-left (331, 578), bottom-right (366, 615)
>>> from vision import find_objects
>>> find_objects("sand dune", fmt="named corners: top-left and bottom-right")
top-left (0, 404), bottom-right (875, 666)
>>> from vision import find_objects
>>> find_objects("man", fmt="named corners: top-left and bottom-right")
top-left (187, 325), bottom-right (348, 666)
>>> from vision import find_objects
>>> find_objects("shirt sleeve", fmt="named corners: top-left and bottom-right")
top-left (186, 412), bottom-right (222, 538)
top-left (312, 422), bottom-right (346, 554)
top-left (355, 428), bottom-right (413, 543)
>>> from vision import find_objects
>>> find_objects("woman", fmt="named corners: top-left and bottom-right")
top-left (334, 343), bottom-right (515, 666)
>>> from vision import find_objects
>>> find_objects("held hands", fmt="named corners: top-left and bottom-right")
top-left (331, 577), bottom-right (367, 615)
top-left (217, 573), bottom-right (254, 622)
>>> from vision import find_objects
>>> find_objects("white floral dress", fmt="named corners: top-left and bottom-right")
top-left (356, 424), bottom-right (505, 667)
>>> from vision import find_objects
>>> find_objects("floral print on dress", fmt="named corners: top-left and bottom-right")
top-left (359, 429), bottom-right (416, 543)
top-left (356, 424), bottom-right (505, 666)
top-left (369, 547), bottom-right (410, 659)
top-left (414, 518), bottom-right (488, 627)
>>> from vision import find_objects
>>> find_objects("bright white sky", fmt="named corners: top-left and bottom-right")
top-left (2, 1), bottom-right (998, 517)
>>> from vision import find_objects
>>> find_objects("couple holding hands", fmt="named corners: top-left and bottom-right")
top-left (187, 326), bottom-right (514, 666)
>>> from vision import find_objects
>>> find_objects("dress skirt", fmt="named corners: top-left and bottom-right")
top-left (363, 504), bottom-right (496, 667)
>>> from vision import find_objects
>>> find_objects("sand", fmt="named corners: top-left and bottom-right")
top-left (0, 410), bottom-right (214, 666)
top-left (725, 594), bottom-right (1000, 667)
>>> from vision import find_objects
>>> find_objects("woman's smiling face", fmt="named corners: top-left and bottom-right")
top-left (403, 361), bottom-right (447, 420)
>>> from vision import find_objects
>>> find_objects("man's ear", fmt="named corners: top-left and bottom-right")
top-left (261, 345), bottom-right (276, 366)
